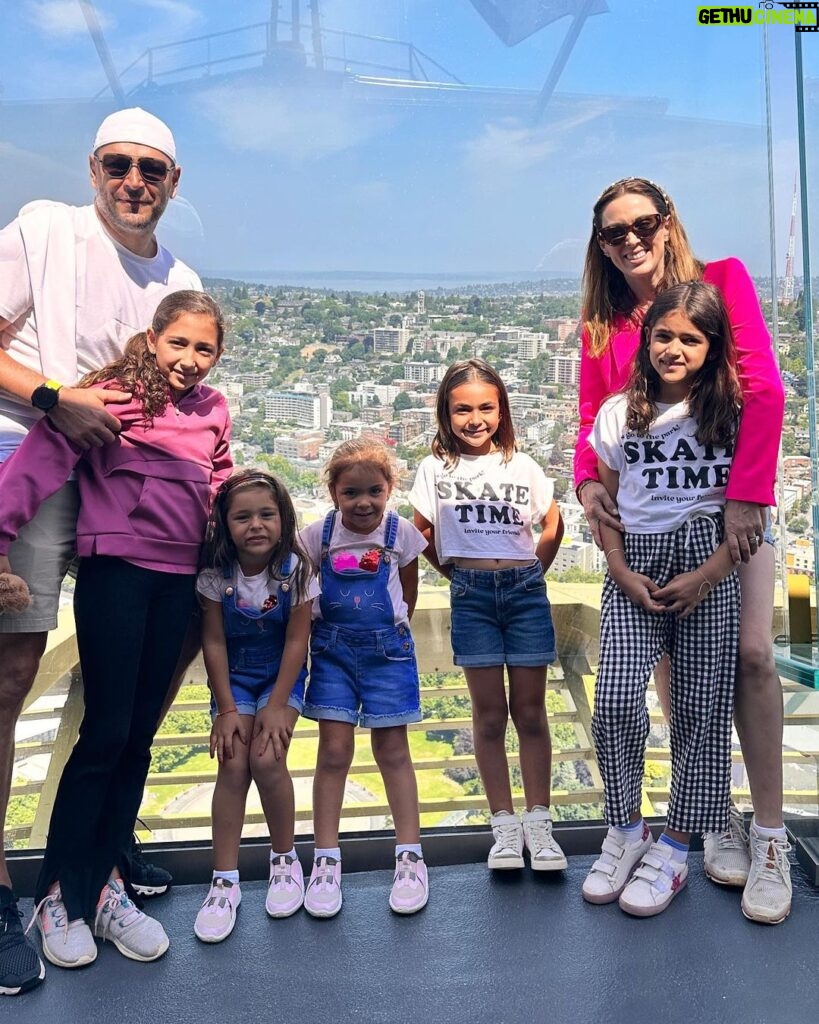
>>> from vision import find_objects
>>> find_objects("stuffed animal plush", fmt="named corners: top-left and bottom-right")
top-left (0, 573), bottom-right (32, 613)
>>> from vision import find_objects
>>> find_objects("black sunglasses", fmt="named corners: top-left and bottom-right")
top-left (597, 213), bottom-right (664, 247)
top-left (97, 153), bottom-right (174, 184)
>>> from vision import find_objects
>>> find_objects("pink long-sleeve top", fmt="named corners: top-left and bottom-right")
top-left (0, 382), bottom-right (233, 573)
top-left (574, 257), bottom-right (785, 506)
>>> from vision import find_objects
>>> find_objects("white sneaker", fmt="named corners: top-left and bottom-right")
top-left (32, 887), bottom-right (97, 969)
top-left (194, 878), bottom-right (242, 943)
top-left (741, 825), bottom-right (792, 925)
top-left (582, 823), bottom-right (653, 904)
top-left (618, 841), bottom-right (688, 917)
top-left (487, 812), bottom-right (524, 870)
top-left (704, 805), bottom-right (750, 887)
top-left (93, 879), bottom-right (169, 962)
top-left (522, 807), bottom-right (567, 871)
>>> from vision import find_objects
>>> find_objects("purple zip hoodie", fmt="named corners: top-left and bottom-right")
top-left (0, 383), bottom-right (232, 573)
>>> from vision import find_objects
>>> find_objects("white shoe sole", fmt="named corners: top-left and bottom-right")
top-left (106, 933), bottom-right (170, 962)
top-left (389, 889), bottom-right (429, 915)
top-left (528, 852), bottom-right (567, 872)
top-left (132, 883), bottom-right (170, 897)
top-left (265, 896), bottom-right (305, 919)
top-left (487, 854), bottom-right (524, 870)
top-left (304, 898), bottom-right (342, 919)
top-left (704, 864), bottom-right (749, 888)
top-left (740, 898), bottom-right (791, 925)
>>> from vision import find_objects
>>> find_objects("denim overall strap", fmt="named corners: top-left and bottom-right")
top-left (383, 511), bottom-right (399, 555)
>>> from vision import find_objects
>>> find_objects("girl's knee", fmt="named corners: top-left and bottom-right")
top-left (737, 637), bottom-right (776, 684)
top-left (217, 755), bottom-right (252, 790)
top-left (371, 730), bottom-right (412, 772)
top-left (249, 748), bottom-right (291, 783)
top-left (509, 704), bottom-right (547, 737)
top-left (318, 740), bottom-right (355, 775)
top-left (473, 711), bottom-right (508, 744)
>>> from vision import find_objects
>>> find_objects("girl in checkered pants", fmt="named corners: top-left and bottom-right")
top-left (583, 281), bottom-right (742, 917)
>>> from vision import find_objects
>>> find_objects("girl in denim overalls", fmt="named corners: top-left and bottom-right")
top-left (193, 470), bottom-right (317, 943)
top-left (300, 440), bottom-right (429, 918)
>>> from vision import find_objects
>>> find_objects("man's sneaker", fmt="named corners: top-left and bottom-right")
top-left (194, 878), bottom-right (242, 943)
top-left (32, 886), bottom-right (96, 969)
top-left (0, 886), bottom-right (45, 993)
top-left (522, 807), bottom-right (567, 871)
top-left (703, 805), bottom-right (750, 887)
top-left (304, 857), bottom-right (342, 919)
top-left (130, 829), bottom-right (172, 897)
top-left (389, 852), bottom-right (429, 915)
top-left (265, 855), bottom-right (305, 919)
top-left (582, 823), bottom-right (653, 904)
top-left (487, 811), bottom-right (524, 870)
top-left (741, 825), bottom-right (792, 925)
top-left (93, 879), bottom-right (169, 962)
top-left (618, 841), bottom-right (688, 917)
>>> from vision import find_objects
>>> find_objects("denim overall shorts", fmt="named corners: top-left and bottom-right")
top-left (210, 555), bottom-right (307, 718)
top-left (303, 511), bottom-right (421, 728)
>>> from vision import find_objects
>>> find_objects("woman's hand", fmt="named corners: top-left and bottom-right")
top-left (580, 481), bottom-right (623, 548)
top-left (209, 711), bottom-right (248, 763)
top-left (724, 500), bottom-right (765, 565)
top-left (612, 569), bottom-right (666, 613)
top-left (252, 705), bottom-right (294, 760)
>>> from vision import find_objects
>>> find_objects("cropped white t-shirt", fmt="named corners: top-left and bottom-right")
top-left (299, 514), bottom-right (426, 627)
top-left (591, 394), bottom-right (733, 533)
top-left (409, 450), bottom-right (554, 564)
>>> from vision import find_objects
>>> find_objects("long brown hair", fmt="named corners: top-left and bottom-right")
top-left (204, 469), bottom-right (311, 599)
top-left (625, 281), bottom-right (742, 447)
top-left (432, 358), bottom-right (516, 468)
top-left (80, 291), bottom-right (224, 418)
top-left (582, 178), bottom-right (705, 357)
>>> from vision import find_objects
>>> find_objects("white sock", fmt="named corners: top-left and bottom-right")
top-left (613, 819), bottom-right (644, 841)
top-left (213, 869), bottom-right (239, 884)
top-left (314, 847), bottom-right (341, 862)
top-left (752, 819), bottom-right (787, 841)
top-left (658, 833), bottom-right (689, 863)
top-left (271, 848), bottom-right (297, 861)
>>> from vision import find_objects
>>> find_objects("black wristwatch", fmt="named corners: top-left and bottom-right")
top-left (31, 379), bottom-right (63, 413)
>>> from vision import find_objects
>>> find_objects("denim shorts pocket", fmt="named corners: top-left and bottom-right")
top-left (310, 634), bottom-right (333, 656)
top-left (383, 636), bottom-right (415, 662)
top-left (450, 579), bottom-right (468, 599)
top-left (522, 571), bottom-right (546, 593)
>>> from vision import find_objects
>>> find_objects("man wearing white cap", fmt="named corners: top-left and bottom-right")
top-left (0, 107), bottom-right (200, 992)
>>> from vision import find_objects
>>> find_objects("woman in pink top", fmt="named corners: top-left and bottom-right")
top-left (574, 178), bottom-right (790, 925)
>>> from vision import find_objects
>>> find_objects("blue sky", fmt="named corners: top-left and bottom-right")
top-left (0, 1), bottom-right (812, 278)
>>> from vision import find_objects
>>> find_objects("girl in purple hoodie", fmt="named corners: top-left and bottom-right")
top-left (0, 290), bottom-right (232, 969)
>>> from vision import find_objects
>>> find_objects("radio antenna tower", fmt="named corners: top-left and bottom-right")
top-left (781, 173), bottom-right (797, 305)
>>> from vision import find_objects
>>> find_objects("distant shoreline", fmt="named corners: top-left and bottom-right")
top-left (200, 269), bottom-right (582, 294)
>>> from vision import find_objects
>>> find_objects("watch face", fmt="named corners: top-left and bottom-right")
top-left (31, 384), bottom-right (60, 412)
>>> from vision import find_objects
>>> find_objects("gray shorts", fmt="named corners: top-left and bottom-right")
top-left (0, 481), bottom-right (79, 634)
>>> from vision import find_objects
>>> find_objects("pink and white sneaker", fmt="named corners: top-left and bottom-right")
top-left (389, 852), bottom-right (429, 915)
top-left (265, 855), bottom-right (305, 919)
top-left (304, 857), bottom-right (342, 919)
top-left (618, 841), bottom-right (688, 917)
top-left (193, 878), bottom-right (242, 943)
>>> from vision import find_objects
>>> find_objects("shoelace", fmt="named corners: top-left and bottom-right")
top-left (493, 823), bottom-right (522, 850)
top-left (711, 810), bottom-right (748, 850)
top-left (750, 834), bottom-right (792, 884)
top-left (26, 892), bottom-right (67, 942)
top-left (526, 820), bottom-right (556, 851)
top-left (94, 887), bottom-right (140, 940)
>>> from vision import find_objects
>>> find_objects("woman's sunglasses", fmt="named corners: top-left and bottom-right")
top-left (97, 153), bottom-right (174, 184)
top-left (597, 213), bottom-right (664, 248)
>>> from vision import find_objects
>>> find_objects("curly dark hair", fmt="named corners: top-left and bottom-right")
top-left (204, 469), bottom-right (312, 601)
top-left (625, 281), bottom-right (742, 447)
top-left (432, 358), bottom-right (516, 468)
top-left (80, 291), bottom-right (224, 418)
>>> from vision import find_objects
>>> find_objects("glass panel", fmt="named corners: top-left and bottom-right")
top-left (4, 4), bottom-right (812, 853)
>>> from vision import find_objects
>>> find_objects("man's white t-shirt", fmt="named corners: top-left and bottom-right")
top-left (590, 394), bottom-right (733, 533)
top-left (409, 450), bottom-right (554, 564)
top-left (0, 202), bottom-right (201, 454)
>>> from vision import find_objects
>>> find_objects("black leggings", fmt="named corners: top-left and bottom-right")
top-left (35, 556), bottom-right (194, 920)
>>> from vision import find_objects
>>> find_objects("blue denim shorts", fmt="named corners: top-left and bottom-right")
top-left (303, 621), bottom-right (422, 728)
top-left (449, 560), bottom-right (556, 668)
top-left (209, 675), bottom-right (305, 720)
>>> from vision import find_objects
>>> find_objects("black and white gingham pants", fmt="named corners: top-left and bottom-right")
top-left (592, 514), bottom-right (739, 834)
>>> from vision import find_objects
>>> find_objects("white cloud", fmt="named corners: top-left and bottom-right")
top-left (27, 0), bottom-right (110, 38)
top-left (199, 83), bottom-right (392, 162)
